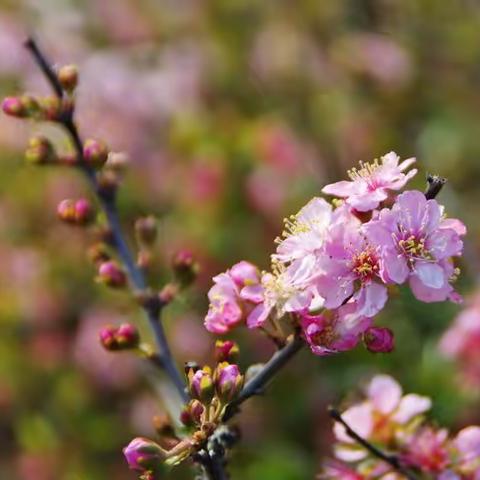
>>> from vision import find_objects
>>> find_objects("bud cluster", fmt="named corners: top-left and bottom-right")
top-left (182, 341), bottom-right (243, 431)
top-left (99, 323), bottom-right (140, 351)
top-left (57, 198), bottom-right (95, 225)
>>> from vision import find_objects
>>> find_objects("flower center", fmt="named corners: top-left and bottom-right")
top-left (351, 249), bottom-right (379, 281)
top-left (347, 159), bottom-right (380, 181)
top-left (398, 234), bottom-right (429, 259)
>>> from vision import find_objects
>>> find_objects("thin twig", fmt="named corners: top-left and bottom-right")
top-left (328, 407), bottom-right (419, 480)
top-left (424, 174), bottom-right (446, 200)
top-left (222, 335), bottom-right (304, 422)
top-left (24, 36), bottom-right (187, 403)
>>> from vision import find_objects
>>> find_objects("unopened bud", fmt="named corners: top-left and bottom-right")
top-left (214, 340), bottom-right (239, 363)
top-left (2, 95), bottom-right (40, 118)
top-left (99, 323), bottom-right (140, 351)
top-left (40, 95), bottom-right (62, 121)
top-left (58, 64), bottom-right (78, 92)
top-left (172, 250), bottom-right (197, 287)
top-left (364, 327), bottom-right (395, 353)
top-left (97, 260), bottom-right (127, 288)
top-left (116, 323), bottom-right (140, 349)
top-left (57, 198), bottom-right (94, 225)
top-left (180, 400), bottom-right (204, 427)
top-left (83, 139), bottom-right (108, 168)
top-left (25, 135), bottom-right (56, 165)
top-left (214, 362), bottom-right (243, 403)
top-left (135, 216), bottom-right (157, 246)
top-left (187, 367), bottom-right (214, 403)
top-left (2, 96), bottom-right (26, 117)
top-left (123, 437), bottom-right (165, 474)
top-left (99, 325), bottom-right (118, 350)
top-left (137, 250), bottom-right (153, 269)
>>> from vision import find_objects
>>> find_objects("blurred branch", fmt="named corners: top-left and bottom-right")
top-left (328, 407), bottom-right (419, 480)
top-left (24, 37), bottom-right (188, 403)
top-left (222, 334), bottom-right (304, 422)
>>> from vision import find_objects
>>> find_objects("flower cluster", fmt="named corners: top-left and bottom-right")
top-left (205, 152), bottom-right (465, 355)
top-left (123, 341), bottom-right (243, 477)
top-left (320, 375), bottom-right (480, 479)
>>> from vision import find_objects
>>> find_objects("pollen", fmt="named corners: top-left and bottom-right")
top-left (352, 248), bottom-right (379, 281)
top-left (398, 235), bottom-right (428, 258)
top-left (347, 158), bottom-right (381, 181)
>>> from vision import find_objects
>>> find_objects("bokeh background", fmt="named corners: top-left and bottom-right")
top-left (1, 1), bottom-right (480, 478)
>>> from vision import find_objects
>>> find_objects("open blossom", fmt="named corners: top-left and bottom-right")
top-left (334, 375), bottom-right (431, 462)
top-left (322, 376), bottom-right (480, 480)
top-left (300, 303), bottom-right (371, 356)
top-left (322, 152), bottom-right (417, 212)
top-left (246, 260), bottom-right (316, 329)
top-left (204, 261), bottom-right (261, 334)
top-left (315, 205), bottom-right (387, 317)
top-left (365, 190), bottom-right (465, 303)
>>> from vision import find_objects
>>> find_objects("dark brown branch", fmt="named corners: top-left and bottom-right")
top-left (328, 407), bottom-right (419, 480)
top-left (24, 36), bottom-right (187, 403)
top-left (222, 335), bottom-right (304, 422)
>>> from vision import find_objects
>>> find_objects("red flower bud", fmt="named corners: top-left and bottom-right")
top-left (115, 323), bottom-right (140, 349)
top-left (97, 260), bottom-right (127, 288)
top-left (214, 340), bottom-right (239, 363)
top-left (83, 139), bottom-right (108, 168)
top-left (123, 437), bottom-right (164, 473)
top-left (2, 96), bottom-right (26, 117)
top-left (364, 327), bottom-right (395, 353)
top-left (57, 198), bottom-right (94, 225)
top-left (99, 325), bottom-right (118, 350)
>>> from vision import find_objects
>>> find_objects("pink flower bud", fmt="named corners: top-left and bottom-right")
top-left (214, 340), bottom-right (239, 363)
top-left (83, 139), bottom-right (109, 167)
top-left (364, 327), bottom-right (395, 353)
top-left (180, 399), bottom-right (205, 427)
top-left (158, 283), bottom-right (178, 305)
top-left (187, 368), bottom-right (214, 402)
top-left (214, 362), bottom-right (244, 403)
top-left (57, 199), bottom-right (76, 223)
top-left (97, 261), bottom-right (127, 288)
top-left (2, 96), bottom-right (27, 117)
top-left (57, 65), bottom-right (78, 92)
top-left (99, 325), bottom-right (119, 351)
top-left (115, 323), bottom-right (140, 349)
top-left (74, 198), bottom-right (94, 225)
top-left (123, 437), bottom-right (164, 473)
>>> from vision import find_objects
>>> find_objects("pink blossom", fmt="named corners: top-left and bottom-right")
top-left (402, 427), bottom-right (450, 473)
top-left (322, 152), bottom-right (417, 212)
top-left (300, 303), bottom-right (371, 356)
top-left (364, 190), bottom-right (465, 303)
top-left (274, 196), bottom-right (332, 264)
top-left (452, 426), bottom-right (480, 476)
top-left (204, 261), bottom-right (261, 334)
top-left (334, 375), bottom-right (431, 462)
top-left (319, 460), bottom-right (365, 479)
top-left (246, 260), bottom-right (315, 329)
top-left (314, 206), bottom-right (387, 317)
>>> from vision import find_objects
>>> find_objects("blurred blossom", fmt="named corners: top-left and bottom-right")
top-left (440, 293), bottom-right (480, 388)
top-left (331, 33), bottom-right (413, 88)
